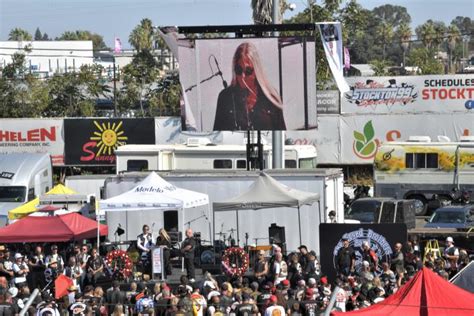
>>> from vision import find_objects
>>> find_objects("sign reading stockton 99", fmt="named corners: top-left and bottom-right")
top-left (178, 37), bottom-right (317, 131)
top-left (64, 118), bottom-right (155, 165)
top-left (319, 224), bottom-right (407, 282)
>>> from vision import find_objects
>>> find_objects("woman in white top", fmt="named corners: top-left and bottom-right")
top-left (12, 253), bottom-right (29, 286)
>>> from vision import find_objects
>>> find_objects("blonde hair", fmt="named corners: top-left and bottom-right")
top-left (231, 42), bottom-right (283, 110)
top-left (159, 228), bottom-right (171, 242)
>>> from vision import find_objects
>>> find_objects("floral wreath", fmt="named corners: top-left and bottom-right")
top-left (221, 247), bottom-right (249, 277)
top-left (106, 249), bottom-right (133, 279)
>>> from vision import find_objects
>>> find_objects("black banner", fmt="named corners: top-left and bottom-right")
top-left (319, 224), bottom-right (407, 282)
top-left (64, 118), bottom-right (155, 165)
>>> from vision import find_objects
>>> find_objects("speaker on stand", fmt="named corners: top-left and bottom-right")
top-left (268, 223), bottom-right (286, 254)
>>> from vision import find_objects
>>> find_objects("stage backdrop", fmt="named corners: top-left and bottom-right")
top-left (319, 223), bottom-right (407, 282)
top-left (64, 118), bottom-right (155, 166)
top-left (179, 37), bottom-right (316, 132)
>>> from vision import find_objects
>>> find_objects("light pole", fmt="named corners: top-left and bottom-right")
top-left (272, 0), bottom-right (284, 169)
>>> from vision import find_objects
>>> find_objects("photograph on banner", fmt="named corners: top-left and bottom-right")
top-left (343, 75), bottom-right (474, 114)
top-left (64, 118), bottom-right (155, 166)
top-left (319, 223), bottom-right (407, 282)
top-left (0, 119), bottom-right (65, 166)
top-left (340, 113), bottom-right (474, 164)
top-left (178, 37), bottom-right (316, 132)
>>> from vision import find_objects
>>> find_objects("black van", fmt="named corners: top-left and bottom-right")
top-left (345, 198), bottom-right (417, 229)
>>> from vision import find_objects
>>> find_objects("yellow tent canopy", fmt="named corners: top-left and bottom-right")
top-left (8, 184), bottom-right (77, 220)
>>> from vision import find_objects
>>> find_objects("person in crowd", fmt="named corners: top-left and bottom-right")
top-left (361, 241), bottom-right (378, 272)
top-left (297, 246), bottom-right (309, 272)
top-left (443, 236), bottom-right (459, 277)
top-left (12, 253), bottom-right (29, 287)
top-left (137, 225), bottom-right (154, 275)
top-left (29, 245), bottom-right (46, 290)
top-left (155, 228), bottom-right (173, 277)
top-left (304, 251), bottom-right (320, 281)
top-left (213, 42), bottom-right (286, 131)
top-left (391, 242), bottom-right (405, 288)
top-left (0, 250), bottom-right (14, 283)
top-left (85, 248), bottom-right (104, 287)
top-left (264, 294), bottom-right (285, 316)
top-left (336, 238), bottom-right (355, 277)
top-left (180, 229), bottom-right (196, 282)
top-left (253, 250), bottom-right (269, 286)
top-left (46, 245), bottom-right (65, 273)
top-left (273, 252), bottom-right (288, 285)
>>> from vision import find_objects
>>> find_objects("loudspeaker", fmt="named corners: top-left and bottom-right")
top-left (268, 223), bottom-right (286, 253)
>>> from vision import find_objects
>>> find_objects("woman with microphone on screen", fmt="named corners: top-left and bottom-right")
top-left (213, 42), bottom-right (286, 131)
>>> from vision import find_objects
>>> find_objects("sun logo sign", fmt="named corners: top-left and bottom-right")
top-left (90, 121), bottom-right (128, 156)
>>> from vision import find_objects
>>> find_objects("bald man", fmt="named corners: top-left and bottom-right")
top-left (181, 228), bottom-right (196, 281)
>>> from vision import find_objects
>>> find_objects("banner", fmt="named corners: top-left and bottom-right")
top-left (316, 90), bottom-right (340, 114)
top-left (0, 119), bottom-right (64, 166)
top-left (178, 37), bottom-right (317, 132)
top-left (319, 223), bottom-right (407, 282)
top-left (317, 22), bottom-right (349, 93)
top-left (64, 118), bottom-right (155, 165)
top-left (343, 75), bottom-right (474, 114)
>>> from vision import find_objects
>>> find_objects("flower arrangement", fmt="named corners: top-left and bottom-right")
top-left (221, 247), bottom-right (249, 277)
top-left (106, 249), bottom-right (133, 279)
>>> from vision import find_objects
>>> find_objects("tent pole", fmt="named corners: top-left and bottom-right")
top-left (318, 201), bottom-right (322, 224)
top-left (236, 210), bottom-right (240, 246)
top-left (298, 206), bottom-right (302, 246)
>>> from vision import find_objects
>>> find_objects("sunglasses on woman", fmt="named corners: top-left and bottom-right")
top-left (235, 64), bottom-right (254, 76)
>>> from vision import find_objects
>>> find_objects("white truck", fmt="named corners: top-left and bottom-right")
top-left (114, 140), bottom-right (317, 174)
top-left (374, 136), bottom-right (474, 215)
top-left (0, 153), bottom-right (53, 222)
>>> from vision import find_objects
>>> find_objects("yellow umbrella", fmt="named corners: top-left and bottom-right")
top-left (8, 184), bottom-right (77, 220)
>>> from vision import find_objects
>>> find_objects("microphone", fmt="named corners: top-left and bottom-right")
top-left (212, 55), bottom-right (228, 89)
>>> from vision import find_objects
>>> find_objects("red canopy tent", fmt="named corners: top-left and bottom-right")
top-left (0, 213), bottom-right (108, 243)
top-left (332, 267), bottom-right (474, 316)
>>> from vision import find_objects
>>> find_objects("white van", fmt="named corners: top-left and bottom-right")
top-left (0, 153), bottom-right (52, 220)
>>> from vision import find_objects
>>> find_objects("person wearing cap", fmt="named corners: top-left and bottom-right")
top-left (336, 238), bottom-right (355, 277)
top-left (443, 236), bottom-right (459, 276)
top-left (12, 253), bottom-right (29, 286)
top-left (46, 245), bottom-right (65, 273)
top-left (254, 250), bottom-right (269, 286)
top-left (264, 295), bottom-right (284, 316)
top-left (300, 288), bottom-right (319, 315)
top-left (359, 261), bottom-right (374, 283)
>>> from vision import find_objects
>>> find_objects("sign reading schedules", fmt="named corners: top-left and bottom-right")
top-left (64, 118), bottom-right (155, 165)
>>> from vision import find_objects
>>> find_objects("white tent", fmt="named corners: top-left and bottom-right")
top-left (100, 172), bottom-right (209, 241)
top-left (213, 172), bottom-right (320, 246)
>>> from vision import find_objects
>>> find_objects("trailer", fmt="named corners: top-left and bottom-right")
top-left (101, 169), bottom-right (344, 255)
top-left (374, 136), bottom-right (474, 215)
top-left (114, 141), bottom-right (317, 173)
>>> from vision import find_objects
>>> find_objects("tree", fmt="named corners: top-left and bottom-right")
top-left (372, 4), bottom-right (411, 29)
top-left (407, 47), bottom-right (444, 74)
top-left (34, 27), bottom-right (42, 41)
top-left (251, 0), bottom-right (289, 24)
top-left (417, 21), bottom-right (437, 49)
top-left (376, 21), bottom-right (394, 60)
top-left (8, 28), bottom-right (32, 41)
top-left (397, 22), bottom-right (412, 67)
top-left (370, 59), bottom-right (389, 76)
top-left (446, 24), bottom-right (461, 72)
top-left (129, 18), bottom-right (155, 52)
top-left (57, 30), bottom-right (108, 51)
top-left (42, 33), bottom-right (50, 41)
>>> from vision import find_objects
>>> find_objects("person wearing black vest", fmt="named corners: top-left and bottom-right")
top-left (137, 225), bottom-right (154, 275)
top-left (181, 228), bottom-right (196, 281)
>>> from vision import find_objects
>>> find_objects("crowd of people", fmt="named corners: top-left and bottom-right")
top-left (0, 234), bottom-right (470, 316)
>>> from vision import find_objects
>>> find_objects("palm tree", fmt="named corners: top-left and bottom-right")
top-left (418, 21), bottom-right (436, 50)
top-left (446, 24), bottom-right (461, 73)
top-left (8, 28), bottom-right (32, 41)
top-left (397, 22), bottom-right (412, 67)
top-left (376, 21), bottom-right (394, 60)
top-left (129, 18), bottom-right (155, 52)
top-left (251, 0), bottom-right (273, 24)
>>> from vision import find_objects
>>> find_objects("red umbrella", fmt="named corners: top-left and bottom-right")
top-left (55, 274), bottom-right (74, 299)
top-left (37, 205), bottom-right (61, 212)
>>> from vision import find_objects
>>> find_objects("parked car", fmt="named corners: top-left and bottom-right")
top-left (424, 205), bottom-right (474, 230)
top-left (344, 198), bottom-right (417, 229)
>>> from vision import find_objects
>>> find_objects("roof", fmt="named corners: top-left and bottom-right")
top-left (0, 213), bottom-right (107, 243)
top-left (332, 267), bottom-right (474, 316)
top-left (213, 172), bottom-right (320, 212)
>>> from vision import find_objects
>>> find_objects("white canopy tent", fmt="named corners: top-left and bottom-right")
top-left (100, 172), bottom-right (209, 241)
top-left (213, 172), bottom-right (320, 246)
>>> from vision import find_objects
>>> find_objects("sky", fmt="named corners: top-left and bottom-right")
top-left (0, 0), bottom-right (472, 48)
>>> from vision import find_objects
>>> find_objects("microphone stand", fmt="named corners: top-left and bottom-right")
top-left (185, 72), bottom-right (222, 92)
top-left (184, 213), bottom-right (208, 228)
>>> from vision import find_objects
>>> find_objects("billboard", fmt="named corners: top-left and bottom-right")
top-left (0, 119), bottom-right (64, 166)
top-left (343, 74), bottom-right (474, 114)
top-left (179, 37), bottom-right (316, 132)
top-left (64, 118), bottom-right (155, 166)
top-left (319, 223), bottom-right (407, 282)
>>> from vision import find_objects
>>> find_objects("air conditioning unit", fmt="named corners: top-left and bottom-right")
top-left (407, 136), bottom-right (431, 142)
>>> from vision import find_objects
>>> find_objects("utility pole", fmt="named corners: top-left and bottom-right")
top-left (272, 0), bottom-right (284, 169)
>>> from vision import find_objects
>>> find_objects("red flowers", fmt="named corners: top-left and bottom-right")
top-left (106, 250), bottom-right (133, 278)
top-left (221, 247), bottom-right (249, 277)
